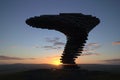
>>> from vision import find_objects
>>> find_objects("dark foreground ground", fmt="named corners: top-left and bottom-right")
top-left (0, 69), bottom-right (120, 80)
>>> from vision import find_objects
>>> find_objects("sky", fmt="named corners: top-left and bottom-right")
top-left (0, 0), bottom-right (120, 65)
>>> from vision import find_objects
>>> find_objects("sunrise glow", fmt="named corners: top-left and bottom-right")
top-left (52, 59), bottom-right (62, 66)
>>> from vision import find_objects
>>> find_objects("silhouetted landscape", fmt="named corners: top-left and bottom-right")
top-left (0, 64), bottom-right (120, 80)
top-left (1, 0), bottom-right (120, 80)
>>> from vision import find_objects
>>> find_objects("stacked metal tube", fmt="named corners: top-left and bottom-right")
top-left (26, 13), bottom-right (100, 69)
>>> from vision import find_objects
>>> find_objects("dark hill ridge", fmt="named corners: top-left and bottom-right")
top-left (0, 64), bottom-right (120, 80)
top-left (0, 64), bottom-right (120, 74)
top-left (0, 69), bottom-right (120, 80)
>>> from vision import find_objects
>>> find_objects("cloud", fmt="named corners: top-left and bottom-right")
top-left (45, 37), bottom-right (65, 46)
top-left (103, 59), bottom-right (120, 64)
top-left (84, 43), bottom-right (101, 50)
top-left (34, 46), bottom-right (40, 48)
top-left (0, 55), bottom-right (35, 60)
top-left (103, 59), bottom-right (120, 62)
top-left (34, 45), bottom-right (39, 48)
top-left (81, 43), bottom-right (101, 56)
top-left (83, 43), bottom-right (101, 52)
top-left (81, 52), bottom-right (100, 56)
top-left (43, 46), bottom-right (56, 49)
top-left (54, 42), bottom-right (65, 46)
top-left (112, 41), bottom-right (120, 45)
top-left (42, 37), bottom-right (65, 50)
top-left (45, 37), bottom-right (60, 43)
top-left (42, 46), bottom-right (62, 50)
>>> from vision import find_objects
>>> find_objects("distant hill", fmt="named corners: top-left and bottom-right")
top-left (0, 68), bottom-right (120, 80)
top-left (0, 64), bottom-right (120, 74)
top-left (0, 64), bottom-right (55, 74)
top-left (80, 64), bottom-right (120, 73)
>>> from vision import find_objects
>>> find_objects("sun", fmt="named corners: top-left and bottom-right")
top-left (52, 60), bottom-right (62, 66)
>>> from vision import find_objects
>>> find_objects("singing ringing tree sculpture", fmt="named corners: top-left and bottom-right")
top-left (26, 13), bottom-right (100, 69)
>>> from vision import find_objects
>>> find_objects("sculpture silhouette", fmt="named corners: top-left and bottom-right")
top-left (26, 13), bottom-right (100, 69)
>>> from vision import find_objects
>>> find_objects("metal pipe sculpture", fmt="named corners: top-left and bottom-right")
top-left (26, 13), bottom-right (100, 69)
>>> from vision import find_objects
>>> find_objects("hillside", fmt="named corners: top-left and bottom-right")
top-left (0, 69), bottom-right (120, 80)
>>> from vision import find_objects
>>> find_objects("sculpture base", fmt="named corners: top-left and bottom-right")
top-left (62, 64), bottom-right (80, 70)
